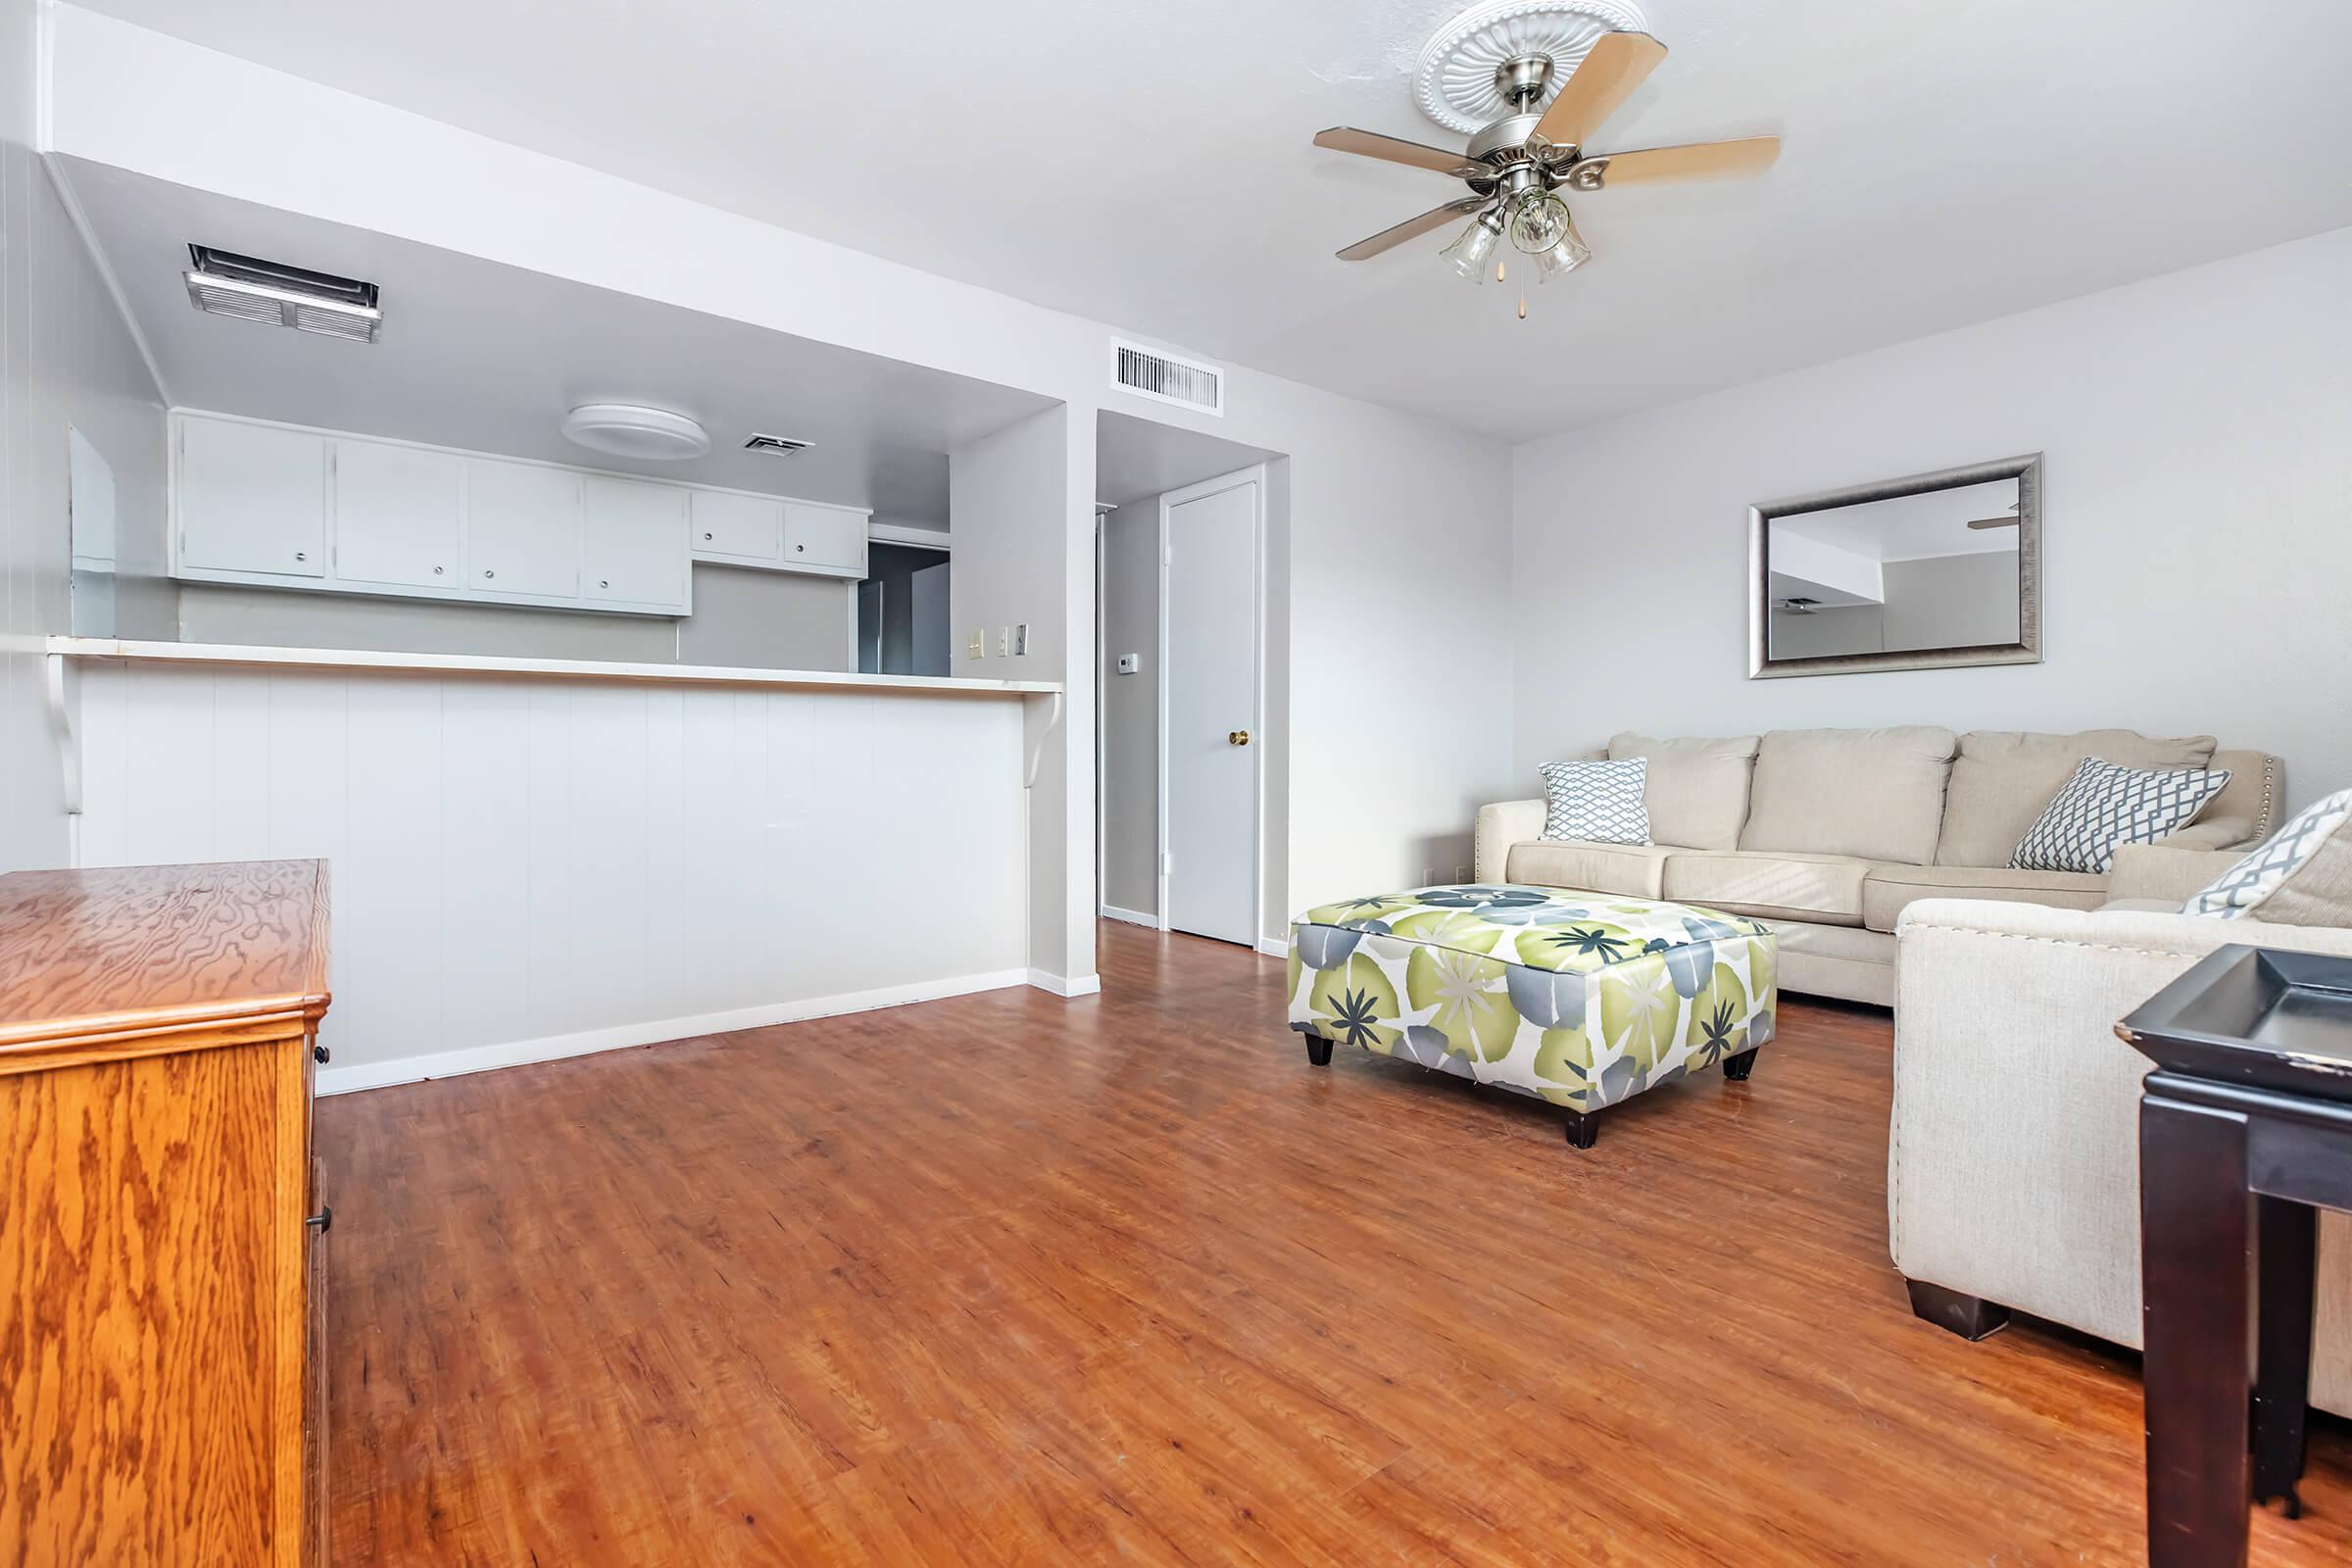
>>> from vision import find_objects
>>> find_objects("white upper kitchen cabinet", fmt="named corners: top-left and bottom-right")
top-left (782, 504), bottom-right (868, 576)
top-left (466, 461), bottom-right (582, 601)
top-left (689, 490), bottom-right (782, 564)
top-left (583, 475), bottom-right (689, 610)
top-left (332, 440), bottom-right (463, 589)
top-left (177, 417), bottom-right (326, 577)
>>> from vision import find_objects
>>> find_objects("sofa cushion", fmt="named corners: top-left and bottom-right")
top-left (1740, 727), bottom-right (1957, 865)
top-left (1607, 732), bottom-right (1759, 852)
top-left (1935, 729), bottom-right (2218, 866)
top-left (1861, 862), bottom-right (2108, 933)
top-left (1662, 850), bottom-right (1870, 926)
top-left (1505, 839), bottom-right (1672, 899)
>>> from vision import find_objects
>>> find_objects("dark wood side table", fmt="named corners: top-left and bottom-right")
top-left (2118, 944), bottom-right (2352, 1568)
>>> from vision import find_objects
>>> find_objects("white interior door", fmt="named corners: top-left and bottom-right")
top-left (1162, 473), bottom-right (1259, 946)
top-left (909, 560), bottom-right (950, 676)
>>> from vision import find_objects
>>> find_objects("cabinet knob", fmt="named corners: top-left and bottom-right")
top-left (433, 565), bottom-right (445, 575)
top-left (484, 569), bottom-right (496, 579)
top-left (795, 543), bottom-right (806, 552)
top-left (599, 579), bottom-right (610, 589)
top-left (313, 1043), bottom-right (330, 1063)
top-left (306, 1204), bottom-right (332, 1234)
top-left (703, 532), bottom-right (713, 541)
top-left (294, 552), bottom-right (307, 562)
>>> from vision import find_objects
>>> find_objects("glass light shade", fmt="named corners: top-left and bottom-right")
top-left (1530, 215), bottom-right (1593, 283)
top-left (1507, 190), bottom-right (1572, 254)
top-left (1441, 210), bottom-right (1505, 282)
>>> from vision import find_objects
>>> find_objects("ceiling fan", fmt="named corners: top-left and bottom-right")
top-left (1311, 26), bottom-right (1778, 308)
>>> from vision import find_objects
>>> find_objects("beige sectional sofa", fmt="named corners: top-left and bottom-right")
top-left (1475, 727), bottom-right (2280, 1004)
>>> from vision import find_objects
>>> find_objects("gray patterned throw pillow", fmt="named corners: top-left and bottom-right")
top-left (2185, 787), bottom-right (2352, 920)
top-left (2010, 756), bottom-right (2231, 874)
top-left (1539, 758), bottom-right (1651, 846)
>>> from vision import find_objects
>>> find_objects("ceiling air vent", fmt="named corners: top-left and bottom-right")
top-left (1110, 339), bottom-right (1223, 416)
top-left (743, 433), bottom-right (812, 456)
top-left (184, 245), bottom-right (382, 343)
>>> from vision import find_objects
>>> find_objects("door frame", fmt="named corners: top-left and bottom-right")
top-left (1156, 465), bottom-right (1266, 944)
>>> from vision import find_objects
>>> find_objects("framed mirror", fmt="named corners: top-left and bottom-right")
top-left (1748, 453), bottom-right (2041, 679)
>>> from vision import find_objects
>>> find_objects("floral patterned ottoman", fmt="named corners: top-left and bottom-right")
top-left (1287, 884), bottom-right (1778, 1148)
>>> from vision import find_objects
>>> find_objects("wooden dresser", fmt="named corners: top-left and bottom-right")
top-left (0, 860), bottom-right (331, 1567)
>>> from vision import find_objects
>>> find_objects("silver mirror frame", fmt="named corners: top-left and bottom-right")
top-left (1748, 453), bottom-right (2042, 680)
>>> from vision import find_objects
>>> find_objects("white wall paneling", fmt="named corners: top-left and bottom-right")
top-left (71, 658), bottom-right (1034, 1090)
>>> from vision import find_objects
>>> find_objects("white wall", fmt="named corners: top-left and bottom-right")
top-left (949, 405), bottom-right (1092, 984)
top-left (47, 7), bottom-right (1518, 974)
top-left (74, 660), bottom-right (1031, 1089)
top-left (1099, 506), bottom-right (1158, 916)
top-left (0, 0), bottom-right (170, 873)
top-left (1512, 224), bottom-right (2352, 812)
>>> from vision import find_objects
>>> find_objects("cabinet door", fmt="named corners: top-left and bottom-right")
top-left (782, 504), bottom-right (868, 574)
top-left (583, 475), bottom-right (688, 609)
top-left (179, 417), bottom-right (326, 576)
top-left (466, 461), bottom-right (581, 599)
top-left (690, 490), bottom-right (782, 562)
top-left (332, 440), bottom-right (463, 588)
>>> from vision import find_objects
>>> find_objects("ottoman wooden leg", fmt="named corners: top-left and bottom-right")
top-left (1723, 1047), bottom-right (1761, 1081)
top-left (1304, 1035), bottom-right (1334, 1066)
top-left (1905, 1278), bottom-right (2012, 1341)
top-left (1562, 1109), bottom-right (1600, 1150)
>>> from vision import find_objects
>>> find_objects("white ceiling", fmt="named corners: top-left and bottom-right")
top-left (63, 159), bottom-right (1058, 523)
top-left (1780, 477), bottom-right (2021, 563)
top-left (72, 1), bottom-right (2352, 443)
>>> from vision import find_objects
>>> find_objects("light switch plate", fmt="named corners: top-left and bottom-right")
top-left (998, 626), bottom-right (1009, 656)
top-left (1013, 622), bottom-right (1028, 656)
top-left (1115, 653), bottom-right (1140, 675)
top-left (967, 631), bottom-right (983, 660)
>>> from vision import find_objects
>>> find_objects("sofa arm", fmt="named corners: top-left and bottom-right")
top-left (2106, 843), bottom-right (2243, 905)
top-left (2155, 814), bottom-right (2258, 853)
top-left (1474, 799), bottom-right (1545, 883)
top-left (1890, 898), bottom-right (2352, 1359)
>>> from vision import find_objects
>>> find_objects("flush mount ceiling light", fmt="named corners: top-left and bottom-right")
top-left (183, 244), bottom-right (382, 343)
top-left (560, 404), bottom-right (711, 461)
top-left (1311, 0), bottom-right (1780, 318)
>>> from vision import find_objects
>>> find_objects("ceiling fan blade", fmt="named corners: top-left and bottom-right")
top-left (1566, 135), bottom-right (1781, 189)
top-left (1312, 126), bottom-right (1485, 180)
top-left (1965, 516), bottom-right (2021, 529)
top-left (1335, 197), bottom-right (1485, 262)
top-left (1532, 31), bottom-right (1667, 152)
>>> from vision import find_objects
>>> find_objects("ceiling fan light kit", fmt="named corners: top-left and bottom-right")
top-left (1315, 0), bottom-right (1779, 316)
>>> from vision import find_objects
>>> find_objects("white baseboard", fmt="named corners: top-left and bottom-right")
top-left (1100, 904), bottom-right (1159, 928)
top-left (1255, 936), bottom-right (1291, 959)
top-left (1027, 969), bottom-right (1102, 998)
top-left (316, 967), bottom-right (1031, 1096)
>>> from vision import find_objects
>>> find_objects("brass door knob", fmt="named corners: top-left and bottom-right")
top-left (1228, 730), bottom-right (1251, 746)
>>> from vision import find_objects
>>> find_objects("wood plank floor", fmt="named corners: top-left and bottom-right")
top-left (323, 920), bottom-right (2352, 1565)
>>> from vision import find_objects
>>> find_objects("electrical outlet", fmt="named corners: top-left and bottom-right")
top-left (967, 631), bottom-right (983, 660)
top-left (1115, 653), bottom-right (1140, 675)
top-left (1455, 863), bottom-right (1468, 883)
top-left (1013, 622), bottom-right (1029, 656)
top-left (998, 626), bottom-right (1009, 657)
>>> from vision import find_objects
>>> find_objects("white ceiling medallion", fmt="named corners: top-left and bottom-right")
top-left (560, 403), bottom-right (711, 461)
top-left (1414, 0), bottom-right (1652, 133)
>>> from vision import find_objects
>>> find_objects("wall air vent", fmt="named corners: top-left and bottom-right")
top-left (743, 433), bottom-right (813, 455)
top-left (1110, 339), bottom-right (1223, 416)
top-left (184, 245), bottom-right (382, 343)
